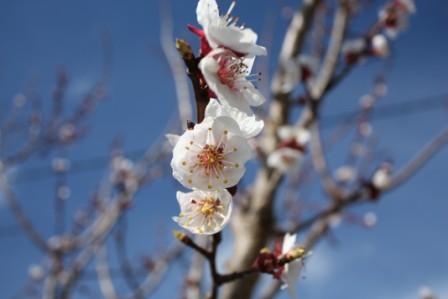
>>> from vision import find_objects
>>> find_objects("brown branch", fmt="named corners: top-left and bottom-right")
top-left (310, 122), bottom-right (344, 200)
top-left (386, 127), bottom-right (448, 190)
top-left (176, 39), bottom-right (209, 123)
top-left (0, 177), bottom-right (49, 252)
top-left (160, 0), bottom-right (193, 126)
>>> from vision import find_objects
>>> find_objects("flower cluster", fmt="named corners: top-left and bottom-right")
top-left (169, 0), bottom-right (266, 235)
top-left (267, 125), bottom-right (311, 173)
top-left (342, 0), bottom-right (415, 64)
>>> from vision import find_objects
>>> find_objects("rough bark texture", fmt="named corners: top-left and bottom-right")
top-left (221, 1), bottom-right (323, 298)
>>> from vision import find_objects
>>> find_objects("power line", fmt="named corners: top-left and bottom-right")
top-left (7, 92), bottom-right (448, 184)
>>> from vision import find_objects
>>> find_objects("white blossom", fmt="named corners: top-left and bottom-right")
top-left (196, 0), bottom-right (266, 56)
top-left (171, 116), bottom-right (252, 190)
top-left (267, 148), bottom-right (304, 173)
top-left (200, 48), bottom-right (265, 114)
top-left (173, 189), bottom-right (232, 235)
top-left (280, 233), bottom-right (304, 298)
top-left (204, 99), bottom-right (264, 139)
top-left (379, 0), bottom-right (416, 39)
top-left (372, 162), bottom-right (393, 190)
top-left (280, 55), bottom-right (319, 93)
top-left (110, 156), bottom-right (138, 194)
top-left (277, 126), bottom-right (311, 145)
top-left (371, 34), bottom-right (390, 57)
top-left (268, 126), bottom-right (310, 172)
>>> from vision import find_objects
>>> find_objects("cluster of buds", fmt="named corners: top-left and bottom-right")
top-left (254, 233), bottom-right (309, 297)
top-left (379, 0), bottom-right (416, 38)
top-left (110, 155), bottom-right (138, 195)
top-left (343, 0), bottom-right (415, 65)
top-left (280, 55), bottom-right (319, 93)
top-left (363, 161), bottom-right (393, 200)
top-left (169, 0), bottom-right (267, 235)
top-left (267, 125), bottom-right (310, 173)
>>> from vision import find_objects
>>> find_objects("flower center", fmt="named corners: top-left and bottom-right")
top-left (197, 144), bottom-right (225, 176)
top-left (199, 198), bottom-right (221, 217)
top-left (216, 54), bottom-right (248, 90)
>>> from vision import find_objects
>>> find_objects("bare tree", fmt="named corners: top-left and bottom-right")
top-left (0, 0), bottom-right (445, 299)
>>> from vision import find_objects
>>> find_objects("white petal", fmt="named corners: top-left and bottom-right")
top-left (238, 81), bottom-right (265, 107)
top-left (206, 25), bottom-right (267, 56)
top-left (283, 260), bottom-right (303, 298)
top-left (196, 0), bottom-right (219, 27)
top-left (277, 126), bottom-right (296, 141)
top-left (267, 148), bottom-right (303, 172)
top-left (296, 128), bottom-right (311, 145)
top-left (282, 233), bottom-right (297, 253)
top-left (211, 116), bottom-right (242, 139)
top-left (372, 34), bottom-right (389, 57)
top-left (206, 100), bottom-right (264, 138)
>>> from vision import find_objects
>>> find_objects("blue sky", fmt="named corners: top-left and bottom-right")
top-left (0, 0), bottom-right (447, 298)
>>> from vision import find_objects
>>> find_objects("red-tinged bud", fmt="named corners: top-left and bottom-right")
top-left (254, 248), bottom-right (279, 274)
top-left (301, 66), bottom-right (312, 82)
top-left (362, 180), bottom-right (381, 201)
top-left (278, 139), bottom-right (306, 153)
top-left (280, 247), bottom-right (306, 263)
top-left (187, 24), bottom-right (212, 56)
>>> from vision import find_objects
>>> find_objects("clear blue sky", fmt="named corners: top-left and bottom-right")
top-left (0, 0), bottom-right (447, 298)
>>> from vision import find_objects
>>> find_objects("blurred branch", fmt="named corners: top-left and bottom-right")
top-left (386, 127), bottom-right (448, 190)
top-left (95, 246), bottom-right (119, 299)
top-left (160, 0), bottom-right (193, 127)
top-left (0, 177), bottom-right (48, 252)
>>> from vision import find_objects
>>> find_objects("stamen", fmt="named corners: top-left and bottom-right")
top-left (225, 1), bottom-right (236, 17)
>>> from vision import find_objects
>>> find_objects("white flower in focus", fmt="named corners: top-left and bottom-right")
top-left (280, 233), bottom-right (304, 298)
top-left (371, 34), bottom-right (389, 57)
top-left (171, 116), bottom-right (252, 190)
top-left (196, 0), bottom-right (267, 56)
top-left (200, 49), bottom-right (265, 113)
top-left (173, 189), bottom-right (232, 235)
top-left (267, 148), bottom-right (304, 173)
top-left (205, 99), bottom-right (264, 139)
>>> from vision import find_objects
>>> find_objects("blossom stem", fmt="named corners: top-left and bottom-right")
top-left (175, 39), bottom-right (210, 123)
